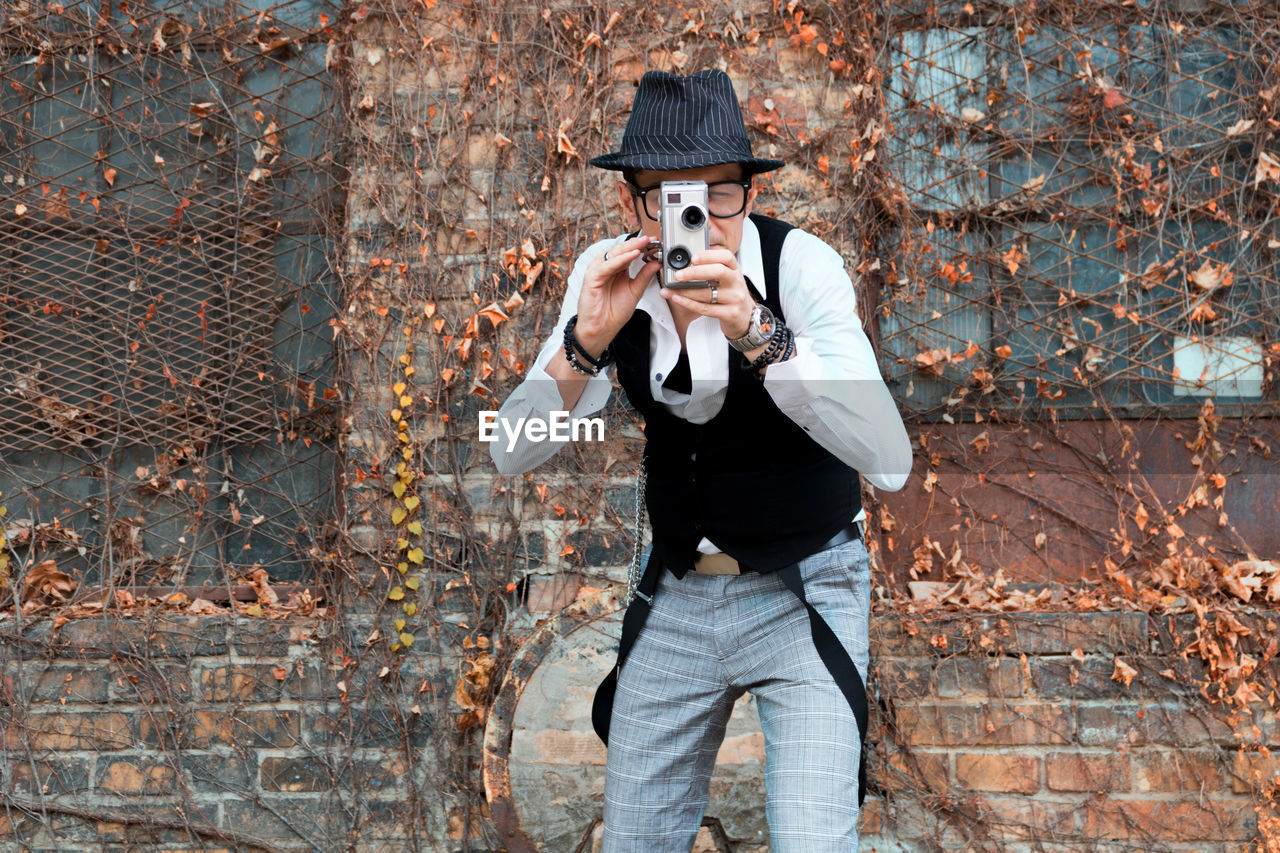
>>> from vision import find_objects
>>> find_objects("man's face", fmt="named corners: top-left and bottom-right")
top-left (617, 162), bottom-right (758, 255)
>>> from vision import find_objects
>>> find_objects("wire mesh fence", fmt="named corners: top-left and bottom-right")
top-left (0, 0), bottom-right (344, 600)
top-left (878, 2), bottom-right (1279, 422)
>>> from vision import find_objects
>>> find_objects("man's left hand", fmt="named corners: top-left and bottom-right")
top-left (660, 248), bottom-right (754, 341)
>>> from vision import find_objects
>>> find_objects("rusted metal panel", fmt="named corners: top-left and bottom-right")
top-left (876, 418), bottom-right (1280, 587)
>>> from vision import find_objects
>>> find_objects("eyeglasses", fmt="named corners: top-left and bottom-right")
top-left (627, 180), bottom-right (753, 222)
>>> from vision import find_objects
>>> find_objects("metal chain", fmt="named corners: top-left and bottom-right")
top-left (624, 458), bottom-right (648, 605)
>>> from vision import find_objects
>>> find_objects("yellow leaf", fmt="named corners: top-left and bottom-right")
top-left (400, 394), bottom-right (413, 408)
top-left (396, 538), bottom-right (409, 551)
top-left (392, 507), bottom-right (407, 525)
top-left (399, 632), bottom-right (415, 647)
top-left (393, 382), bottom-right (407, 395)
top-left (393, 481), bottom-right (406, 498)
top-left (403, 601), bottom-right (417, 616)
top-left (389, 586), bottom-right (405, 601)
top-left (391, 408), bottom-right (402, 421)
top-left (404, 495), bottom-right (421, 511)
top-left (405, 576), bottom-right (420, 591)
top-left (395, 618), bottom-right (406, 631)
top-left (407, 547), bottom-right (424, 564)
top-left (246, 603), bottom-right (263, 616)
top-left (402, 448), bottom-right (414, 461)
top-left (407, 521), bottom-right (423, 535)
top-left (397, 562), bottom-right (408, 574)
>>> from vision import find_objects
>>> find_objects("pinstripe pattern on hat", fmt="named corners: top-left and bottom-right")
top-left (590, 69), bottom-right (784, 174)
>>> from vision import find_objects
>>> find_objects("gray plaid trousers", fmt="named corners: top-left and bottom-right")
top-left (602, 538), bottom-right (871, 852)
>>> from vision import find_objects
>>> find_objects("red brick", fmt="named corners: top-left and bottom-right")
top-left (936, 657), bottom-right (1027, 698)
top-left (955, 753), bottom-right (1040, 793)
top-left (894, 701), bottom-right (1070, 746)
top-left (975, 794), bottom-right (1084, 836)
top-left (1131, 748), bottom-right (1228, 792)
top-left (96, 759), bottom-right (178, 795)
top-left (18, 712), bottom-right (133, 750)
top-left (198, 665), bottom-right (258, 702)
top-left (1046, 751), bottom-right (1129, 792)
top-left (261, 757), bottom-right (333, 792)
top-left (1233, 750), bottom-right (1280, 794)
top-left (995, 612), bottom-right (1149, 655)
top-left (878, 750), bottom-right (948, 793)
top-left (1085, 799), bottom-right (1254, 841)
top-left (1076, 702), bottom-right (1233, 748)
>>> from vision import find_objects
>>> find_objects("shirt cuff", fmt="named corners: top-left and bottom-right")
top-left (525, 360), bottom-right (613, 419)
top-left (761, 334), bottom-right (823, 410)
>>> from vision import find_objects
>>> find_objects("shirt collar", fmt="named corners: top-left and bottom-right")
top-left (629, 215), bottom-right (767, 320)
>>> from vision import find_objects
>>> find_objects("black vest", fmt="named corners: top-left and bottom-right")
top-left (610, 214), bottom-right (861, 577)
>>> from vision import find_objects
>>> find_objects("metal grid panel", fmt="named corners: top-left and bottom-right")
top-left (881, 8), bottom-right (1280, 420)
top-left (0, 0), bottom-right (342, 591)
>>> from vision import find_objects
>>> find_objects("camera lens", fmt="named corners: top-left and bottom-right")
top-left (681, 206), bottom-right (706, 229)
top-left (667, 246), bottom-right (691, 270)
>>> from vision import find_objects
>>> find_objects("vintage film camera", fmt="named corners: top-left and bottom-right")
top-left (655, 180), bottom-right (709, 290)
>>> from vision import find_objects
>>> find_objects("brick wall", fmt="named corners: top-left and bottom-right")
top-left (6, 607), bottom-right (1266, 851)
top-left (1, 615), bottom-right (454, 850)
top-left (2, 0), bottom-right (1276, 851)
top-left (487, 594), bottom-right (1267, 852)
top-left (865, 612), bottom-right (1260, 851)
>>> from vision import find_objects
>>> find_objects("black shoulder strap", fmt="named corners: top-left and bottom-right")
top-left (776, 563), bottom-right (870, 806)
top-left (591, 552), bottom-right (663, 745)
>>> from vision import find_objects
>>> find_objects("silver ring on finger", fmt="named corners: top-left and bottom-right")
top-left (709, 284), bottom-right (719, 304)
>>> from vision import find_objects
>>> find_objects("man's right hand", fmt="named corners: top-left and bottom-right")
top-left (573, 235), bottom-right (661, 357)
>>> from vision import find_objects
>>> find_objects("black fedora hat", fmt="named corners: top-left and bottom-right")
top-left (589, 69), bottom-right (784, 175)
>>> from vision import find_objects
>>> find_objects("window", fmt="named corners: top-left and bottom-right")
top-left (879, 21), bottom-right (1277, 420)
top-left (0, 0), bottom-right (341, 593)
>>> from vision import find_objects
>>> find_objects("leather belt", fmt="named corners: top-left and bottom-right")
top-left (692, 521), bottom-right (862, 575)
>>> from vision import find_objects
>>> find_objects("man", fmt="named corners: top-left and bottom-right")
top-left (490, 70), bottom-right (911, 852)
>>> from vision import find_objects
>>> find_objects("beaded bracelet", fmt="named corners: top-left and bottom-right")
top-left (563, 315), bottom-right (614, 376)
top-left (749, 323), bottom-right (791, 374)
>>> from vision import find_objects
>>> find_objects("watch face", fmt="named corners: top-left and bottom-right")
top-left (757, 306), bottom-right (776, 338)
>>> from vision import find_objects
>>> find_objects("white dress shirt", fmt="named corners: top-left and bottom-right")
top-left (489, 218), bottom-right (912, 532)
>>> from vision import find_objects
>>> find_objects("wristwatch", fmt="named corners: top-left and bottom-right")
top-left (728, 303), bottom-right (777, 352)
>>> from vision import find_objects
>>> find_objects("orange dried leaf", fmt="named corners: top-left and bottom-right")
top-left (1188, 259), bottom-right (1232, 292)
top-left (1002, 246), bottom-right (1024, 276)
top-left (478, 302), bottom-right (509, 328)
top-left (556, 118), bottom-right (579, 160)
top-left (1112, 658), bottom-right (1137, 687)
